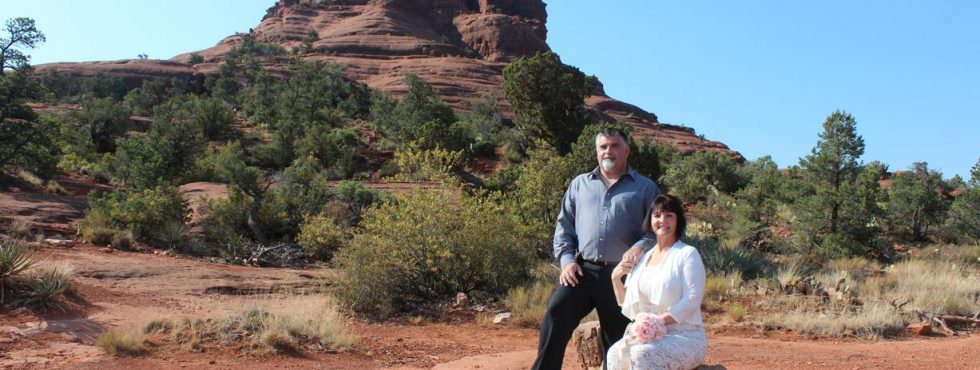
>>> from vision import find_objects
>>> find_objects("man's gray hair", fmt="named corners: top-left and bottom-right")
top-left (594, 128), bottom-right (629, 148)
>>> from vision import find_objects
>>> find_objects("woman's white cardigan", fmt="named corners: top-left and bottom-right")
top-left (620, 240), bottom-right (706, 328)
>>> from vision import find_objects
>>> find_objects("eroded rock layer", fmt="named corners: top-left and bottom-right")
top-left (35, 0), bottom-right (738, 157)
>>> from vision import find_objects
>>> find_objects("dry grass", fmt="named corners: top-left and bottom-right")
top-left (163, 296), bottom-right (357, 355)
top-left (505, 263), bottom-right (556, 328)
top-left (45, 180), bottom-right (68, 195)
top-left (8, 219), bottom-right (34, 241)
top-left (505, 278), bottom-right (554, 328)
top-left (920, 244), bottom-right (980, 265)
top-left (16, 170), bottom-right (44, 188)
top-left (763, 249), bottom-right (979, 339)
top-left (96, 331), bottom-right (147, 356)
top-left (827, 256), bottom-right (879, 279)
top-left (883, 259), bottom-right (980, 315)
top-left (765, 300), bottom-right (905, 339)
top-left (726, 302), bottom-right (748, 322)
top-left (503, 262), bottom-right (601, 328)
top-left (143, 319), bottom-right (174, 335)
top-left (776, 260), bottom-right (803, 288)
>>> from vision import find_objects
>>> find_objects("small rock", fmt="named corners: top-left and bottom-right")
top-left (100, 247), bottom-right (114, 253)
top-left (209, 360), bottom-right (216, 365)
top-left (492, 312), bottom-right (511, 324)
top-left (907, 322), bottom-right (931, 336)
top-left (455, 292), bottom-right (468, 307)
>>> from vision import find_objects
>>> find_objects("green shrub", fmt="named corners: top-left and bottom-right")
top-left (371, 74), bottom-right (468, 150)
top-left (944, 188), bottom-right (980, 244)
top-left (82, 185), bottom-right (188, 246)
top-left (334, 189), bottom-right (535, 319)
top-left (387, 141), bottom-right (464, 184)
top-left (296, 126), bottom-right (361, 179)
top-left (110, 229), bottom-right (135, 250)
top-left (695, 237), bottom-right (770, 279)
top-left (81, 225), bottom-right (118, 246)
top-left (190, 96), bottom-right (235, 141)
top-left (296, 213), bottom-right (347, 261)
top-left (664, 150), bottom-right (746, 204)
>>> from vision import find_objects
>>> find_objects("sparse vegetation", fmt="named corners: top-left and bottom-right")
top-left (766, 300), bottom-right (906, 339)
top-left (161, 303), bottom-right (357, 355)
top-left (96, 331), bottom-right (147, 356)
top-left (17, 261), bottom-right (73, 311)
top-left (504, 263), bottom-right (558, 328)
top-left (0, 240), bottom-right (35, 303)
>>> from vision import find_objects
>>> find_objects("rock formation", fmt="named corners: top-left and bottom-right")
top-left (34, 0), bottom-right (738, 158)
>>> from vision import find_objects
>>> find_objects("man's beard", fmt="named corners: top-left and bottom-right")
top-left (600, 158), bottom-right (616, 172)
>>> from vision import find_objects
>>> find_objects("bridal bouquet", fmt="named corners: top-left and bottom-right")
top-left (626, 312), bottom-right (667, 344)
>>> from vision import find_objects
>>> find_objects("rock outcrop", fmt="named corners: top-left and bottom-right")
top-left (34, 0), bottom-right (739, 157)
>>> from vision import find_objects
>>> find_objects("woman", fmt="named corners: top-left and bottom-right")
top-left (607, 194), bottom-right (707, 370)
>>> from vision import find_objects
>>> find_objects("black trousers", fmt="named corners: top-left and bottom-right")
top-left (531, 262), bottom-right (629, 370)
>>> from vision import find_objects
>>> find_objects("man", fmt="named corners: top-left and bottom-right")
top-left (532, 128), bottom-right (660, 369)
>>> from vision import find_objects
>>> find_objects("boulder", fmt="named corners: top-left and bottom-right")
top-left (492, 312), bottom-right (511, 324)
top-left (907, 322), bottom-right (932, 336)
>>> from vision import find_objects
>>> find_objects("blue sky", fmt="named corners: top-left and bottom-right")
top-left (7, 0), bottom-right (979, 179)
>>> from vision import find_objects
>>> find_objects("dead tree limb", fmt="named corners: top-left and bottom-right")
top-left (932, 316), bottom-right (957, 336)
top-left (940, 315), bottom-right (980, 326)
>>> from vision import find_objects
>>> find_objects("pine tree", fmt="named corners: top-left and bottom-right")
top-left (794, 111), bottom-right (882, 258)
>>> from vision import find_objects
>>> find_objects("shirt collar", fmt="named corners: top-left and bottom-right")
top-left (589, 166), bottom-right (637, 181)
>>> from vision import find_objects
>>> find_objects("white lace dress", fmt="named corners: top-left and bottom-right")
top-left (607, 241), bottom-right (708, 370)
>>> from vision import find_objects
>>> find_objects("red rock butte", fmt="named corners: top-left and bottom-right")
top-left (35, 0), bottom-right (740, 158)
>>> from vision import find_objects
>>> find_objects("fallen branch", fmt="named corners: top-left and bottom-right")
top-left (940, 315), bottom-right (980, 326)
top-left (932, 316), bottom-right (957, 336)
top-left (889, 298), bottom-right (910, 312)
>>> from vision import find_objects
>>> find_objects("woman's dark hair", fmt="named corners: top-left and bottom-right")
top-left (642, 194), bottom-right (686, 239)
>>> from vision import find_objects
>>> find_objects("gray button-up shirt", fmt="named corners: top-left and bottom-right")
top-left (554, 167), bottom-right (660, 269)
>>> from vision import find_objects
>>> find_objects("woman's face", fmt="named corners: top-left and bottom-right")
top-left (650, 210), bottom-right (678, 239)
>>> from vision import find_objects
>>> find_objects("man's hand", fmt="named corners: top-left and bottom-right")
top-left (622, 245), bottom-right (645, 263)
top-left (560, 263), bottom-right (583, 287)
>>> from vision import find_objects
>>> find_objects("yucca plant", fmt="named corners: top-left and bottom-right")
top-left (0, 240), bottom-right (35, 304)
top-left (18, 265), bottom-right (72, 311)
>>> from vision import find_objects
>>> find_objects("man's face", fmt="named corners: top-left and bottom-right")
top-left (595, 134), bottom-right (630, 173)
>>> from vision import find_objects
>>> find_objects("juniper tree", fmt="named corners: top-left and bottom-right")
top-left (503, 51), bottom-right (597, 155)
top-left (0, 17), bottom-right (45, 74)
top-left (886, 162), bottom-right (947, 241)
top-left (794, 111), bottom-right (882, 258)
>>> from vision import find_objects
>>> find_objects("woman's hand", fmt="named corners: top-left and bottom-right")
top-left (612, 254), bottom-right (637, 282)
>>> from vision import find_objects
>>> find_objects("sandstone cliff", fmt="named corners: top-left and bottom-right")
top-left (35, 0), bottom-right (738, 158)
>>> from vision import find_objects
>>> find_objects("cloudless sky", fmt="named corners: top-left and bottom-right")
top-left (6, 0), bottom-right (979, 178)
